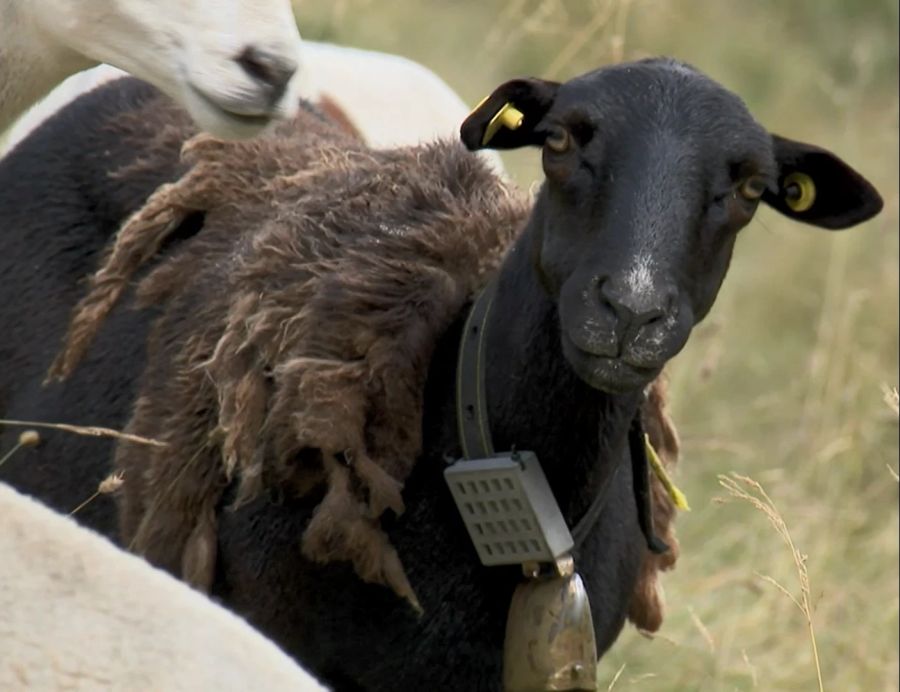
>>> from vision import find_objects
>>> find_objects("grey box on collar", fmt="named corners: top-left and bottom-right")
top-left (444, 451), bottom-right (574, 566)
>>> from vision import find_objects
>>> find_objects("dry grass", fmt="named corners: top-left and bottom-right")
top-left (0, 430), bottom-right (40, 470)
top-left (0, 418), bottom-right (166, 447)
top-left (885, 386), bottom-right (899, 417)
top-left (716, 473), bottom-right (824, 692)
top-left (295, 0), bottom-right (899, 689)
top-left (0, 418), bottom-right (151, 515)
top-left (0, 423), bottom-right (127, 515)
top-left (68, 471), bottom-right (125, 516)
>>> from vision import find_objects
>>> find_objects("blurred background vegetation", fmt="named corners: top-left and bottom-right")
top-left (295, 0), bottom-right (898, 689)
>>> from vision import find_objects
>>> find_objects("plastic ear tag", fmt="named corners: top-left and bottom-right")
top-left (468, 94), bottom-right (491, 117)
top-left (481, 102), bottom-right (525, 146)
top-left (645, 434), bottom-right (690, 511)
top-left (783, 172), bottom-right (816, 212)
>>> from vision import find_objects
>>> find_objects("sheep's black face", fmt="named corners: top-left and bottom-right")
top-left (462, 58), bottom-right (882, 394)
top-left (531, 64), bottom-right (775, 392)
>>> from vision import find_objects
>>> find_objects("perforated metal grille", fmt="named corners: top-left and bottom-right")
top-left (444, 453), bottom-right (573, 566)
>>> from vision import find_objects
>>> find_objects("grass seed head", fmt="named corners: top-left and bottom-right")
top-left (18, 430), bottom-right (40, 447)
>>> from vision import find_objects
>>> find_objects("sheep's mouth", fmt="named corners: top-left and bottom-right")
top-left (561, 333), bottom-right (661, 393)
top-left (185, 82), bottom-right (276, 127)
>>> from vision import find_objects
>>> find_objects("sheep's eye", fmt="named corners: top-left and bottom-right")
top-left (739, 176), bottom-right (768, 201)
top-left (545, 127), bottom-right (571, 154)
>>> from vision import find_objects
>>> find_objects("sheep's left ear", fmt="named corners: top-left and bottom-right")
top-left (762, 134), bottom-right (883, 230)
top-left (460, 78), bottom-right (560, 151)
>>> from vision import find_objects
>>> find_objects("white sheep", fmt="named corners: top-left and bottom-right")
top-left (0, 482), bottom-right (327, 691)
top-left (298, 41), bottom-right (489, 149)
top-left (1, 42), bottom-right (506, 173)
top-left (0, 0), bottom-right (303, 138)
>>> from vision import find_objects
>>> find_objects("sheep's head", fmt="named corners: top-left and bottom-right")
top-left (30, 0), bottom-right (303, 138)
top-left (462, 58), bottom-right (882, 393)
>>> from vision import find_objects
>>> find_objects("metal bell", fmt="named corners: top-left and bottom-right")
top-left (503, 562), bottom-right (598, 691)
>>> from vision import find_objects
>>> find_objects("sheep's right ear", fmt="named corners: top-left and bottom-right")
top-left (460, 78), bottom-right (560, 151)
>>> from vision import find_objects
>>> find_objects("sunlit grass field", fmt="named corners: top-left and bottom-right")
top-left (296, 1), bottom-right (898, 689)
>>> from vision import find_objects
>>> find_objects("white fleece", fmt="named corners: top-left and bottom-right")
top-left (0, 483), bottom-right (327, 692)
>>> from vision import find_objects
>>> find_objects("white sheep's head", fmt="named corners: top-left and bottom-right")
top-left (28, 0), bottom-right (303, 138)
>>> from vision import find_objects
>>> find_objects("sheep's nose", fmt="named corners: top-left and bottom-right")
top-left (597, 278), bottom-right (672, 336)
top-left (235, 46), bottom-right (297, 105)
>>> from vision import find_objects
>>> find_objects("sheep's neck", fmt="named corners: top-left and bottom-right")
top-left (0, 2), bottom-right (94, 133)
top-left (479, 230), bottom-right (642, 526)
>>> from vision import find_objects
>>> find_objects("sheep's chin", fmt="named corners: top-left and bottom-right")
top-left (179, 82), bottom-right (277, 139)
top-left (561, 335), bottom-right (661, 394)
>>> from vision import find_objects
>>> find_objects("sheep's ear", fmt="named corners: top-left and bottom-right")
top-left (460, 78), bottom-right (560, 150)
top-left (762, 134), bottom-right (883, 230)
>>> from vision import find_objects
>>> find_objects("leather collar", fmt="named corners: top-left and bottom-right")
top-left (454, 280), bottom-right (668, 553)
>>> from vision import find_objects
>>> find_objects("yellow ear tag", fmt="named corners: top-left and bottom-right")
top-left (783, 172), bottom-right (816, 212)
top-left (481, 102), bottom-right (525, 146)
top-left (468, 94), bottom-right (491, 117)
top-left (645, 434), bottom-right (691, 511)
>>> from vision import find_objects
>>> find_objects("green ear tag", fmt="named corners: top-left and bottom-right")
top-left (482, 102), bottom-right (525, 146)
top-left (783, 172), bottom-right (816, 212)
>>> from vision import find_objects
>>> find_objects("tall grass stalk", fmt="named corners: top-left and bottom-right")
top-left (716, 473), bottom-right (825, 692)
top-left (0, 418), bottom-right (165, 447)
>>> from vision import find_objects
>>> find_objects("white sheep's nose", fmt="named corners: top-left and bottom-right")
top-left (235, 46), bottom-right (297, 106)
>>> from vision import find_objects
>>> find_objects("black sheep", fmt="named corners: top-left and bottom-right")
top-left (0, 58), bottom-right (882, 691)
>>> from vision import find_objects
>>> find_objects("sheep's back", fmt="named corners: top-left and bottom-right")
top-left (106, 117), bottom-right (530, 596)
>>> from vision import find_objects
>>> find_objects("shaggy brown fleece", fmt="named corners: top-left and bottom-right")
top-left (51, 106), bottom-right (681, 629)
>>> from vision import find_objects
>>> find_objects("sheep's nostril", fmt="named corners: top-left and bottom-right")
top-left (598, 295), bottom-right (618, 318)
top-left (235, 47), bottom-right (297, 104)
top-left (665, 290), bottom-right (678, 315)
top-left (596, 279), bottom-right (620, 319)
top-left (644, 311), bottom-right (665, 327)
top-left (596, 278), bottom-right (673, 335)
